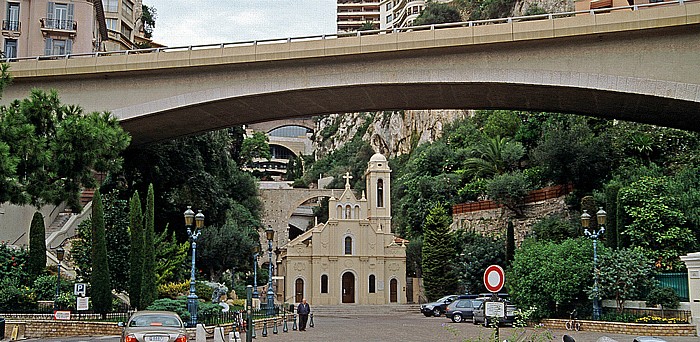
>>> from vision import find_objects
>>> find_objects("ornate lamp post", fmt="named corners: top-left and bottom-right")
top-left (265, 225), bottom-right (275, 315)
top-left (184, 206), bottom-right (205, 326)
top-left (253, 245), bottom-right (260, 299)
top-left (54, 246), bottom-right (65, 311)
top-left (582, 207), bottom-right (606, 320)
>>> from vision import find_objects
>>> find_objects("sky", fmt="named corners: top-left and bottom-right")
top-left (144, 0), bottom-right (337, 47)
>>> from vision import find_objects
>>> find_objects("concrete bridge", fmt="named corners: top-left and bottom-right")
top-left (1, 1), bottom-right (699, 145)
top-left (259, 187), bottom-right (334, 247)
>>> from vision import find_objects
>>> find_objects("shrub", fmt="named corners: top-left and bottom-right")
top-left (158, 281), bottom-right (190, 299)
top-left (635, 316), bottom-right (688, 324)
top-left (0, 242), bottom-right (29, 283)
top-left (147, 298), bottom-right (190, 322)
top-left (600, 311), bottom-right (639, 323)
top-left (33, 274), bottom-right (72, 301)
top-left (195, 281), bottom-right (214, 301)
top-left (0, 277), bottom-right (37, 312)
top-left (646, 286), bottom-right (680, 310)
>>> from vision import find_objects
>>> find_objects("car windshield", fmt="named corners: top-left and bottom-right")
top-left (437, 296), bottom-right (453, 302)
top-left (129, 314), bottom-right (182, 328)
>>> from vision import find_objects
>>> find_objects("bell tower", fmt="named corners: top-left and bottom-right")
top-left (365, 153), bottom-right (391, 232)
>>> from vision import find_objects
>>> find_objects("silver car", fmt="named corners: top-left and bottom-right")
top-left (119, 311), bottom-right (188, 342)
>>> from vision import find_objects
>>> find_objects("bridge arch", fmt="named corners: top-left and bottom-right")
top-left (2, 5), bottom-right (698, 146)
top-left (259, 188), bottom-right (334, 247)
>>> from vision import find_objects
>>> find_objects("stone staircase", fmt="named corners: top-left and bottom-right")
top-left (310, 304), bottom-right (422, 317)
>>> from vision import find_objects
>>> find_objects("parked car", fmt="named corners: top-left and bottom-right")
top-left (472, 299), bottom-right (517, 326)
top-left (420, 295), bottom-right (459, 317)
top-left (445, 297), bottom-right (486, 323)
top-left (119, 311), bottom-right (188, 342)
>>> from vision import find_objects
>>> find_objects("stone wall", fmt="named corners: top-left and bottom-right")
top-left (451, 195), bottom-right (570, 242)
top-left (540, 319), bottom-right (697, 336)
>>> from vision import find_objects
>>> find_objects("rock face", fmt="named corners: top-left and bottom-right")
top-left (511, 0), bottom-right (574, 17)
top-left (314, 110), bottom-right (469, 158)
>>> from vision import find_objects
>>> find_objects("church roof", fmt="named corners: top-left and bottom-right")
top-left (370, 153), bottom-right (387, 162)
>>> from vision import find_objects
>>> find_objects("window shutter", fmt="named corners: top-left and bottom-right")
top-left (47, 2), bottom-right (55, 20)
top-left (45, 38), bottom-right (53, 55)
top-left (66, 39), bottom-right (73, 55)
top-left (67, 3), bottom-right (74, 22)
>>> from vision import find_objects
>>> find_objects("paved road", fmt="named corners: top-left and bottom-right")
top-left (22, 312), bottom-right (700, 342)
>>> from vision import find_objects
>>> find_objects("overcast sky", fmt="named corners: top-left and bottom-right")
top-left (143, 0), bottom-right (337, 47)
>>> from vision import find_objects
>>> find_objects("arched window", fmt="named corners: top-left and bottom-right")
top-left (369, 275), bottom-right (376, 293)
top-left (344, 236), bottom-right (352, 255)
top-left (321, 275), bottom-right (328, 294)
top-left (354, 205), bottom-right (360, 218)
top-left (377, 179), bottom-right (384, 207)
top-left (336, 205), bottom-right (342, 219)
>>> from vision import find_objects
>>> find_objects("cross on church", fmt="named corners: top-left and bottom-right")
top-left (343, 172), bottom-right (353, 188)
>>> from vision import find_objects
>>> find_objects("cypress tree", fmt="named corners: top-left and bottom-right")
top-left (91, 189), bottom-right (112, 317)
top-left (506, 220), bottom-right (515, 265)
top-left (140, 184), bottom-right (157, 309)
top-left (421, 203), bottom-right (457, 301)
top-left (128, 191), bottom-right (144, 309)
top-left (28, 211), bottom-right (46, 281)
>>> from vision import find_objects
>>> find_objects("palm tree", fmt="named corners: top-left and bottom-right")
top-left (462, 136), bottom-right (524, 178)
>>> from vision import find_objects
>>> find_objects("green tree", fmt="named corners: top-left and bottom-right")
top-left (645, 286), bottom-right (680, 317)
top-left (406, 237), bottom-right (423, 278)
top-left (0, 89), bottom-right (130, 209)
top-left (421, 203), bottom-right (458, 300)
top-left (358, 21), bottom-right (376, 31)
top-left (72, 219), bottom-right (92, 283)
top-left (508, 238), bottom-right (593, 319)
top-left (198, 204), bottom-right (259, 281)
top-left (28, 211), bottom-right (46, 281)
top-left (530, 119), bottom-right (611, 192)
top-left (155, 228), bottom-right (190, 285)
top-left (597, 247), bottom-right (655, 312)
top-left (129, 191), bottom-right (144, 309)
top-left (454, 231), bottom-right (506, 294)
top-left (102, 190), bottom-right (131, 292)
top-left (462, 136), bottom-right (524, 179)
top-left (141, 5), bottom-right (157, 38)
top-left (91, 189), bottom-right (112, 317)
top-left (531, 214), bottom-right (578, 243)
top-left (413, 1), bottom-right (462, 25)
top-left (141, 184), bottom-right (157, 308)
top-left (239, 131), bottom-right (271, 166)
top-left (485, 170), bottom-right (532, 217)
top-left (618, 176), bottom-right (695, 271)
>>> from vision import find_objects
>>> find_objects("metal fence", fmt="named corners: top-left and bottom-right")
top-left (655, 273), bottom-right (689, 302)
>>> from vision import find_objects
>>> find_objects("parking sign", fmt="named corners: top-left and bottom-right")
top-left (74, 283), bottom-right (87, 296)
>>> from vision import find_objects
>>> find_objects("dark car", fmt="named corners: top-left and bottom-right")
top-left (445, 297), bottom-right (486, 323)
top-left (472, 299), bottom-right (517, 326)
top-left (119, 311), bottom-right (188, 342)
top-left (420, 295), bottom-right (459, 317)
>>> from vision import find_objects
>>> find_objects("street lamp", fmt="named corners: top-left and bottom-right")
top-left (582, 207), bottom-right (606, 320)
top-left (253, 245), bottom-right (260, 299)
top-left (265, 225), bottom-right (275, 315)
top-left (54, 246), bottom-right (65, 311)
top-left (184, 206), bottom-right (205, 326)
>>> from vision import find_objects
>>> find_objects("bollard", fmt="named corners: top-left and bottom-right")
top-left (214, 327), bottom-right (226, 342)
top-left (309, 313), bottom-right (314, 328)
top-left (251, 322), bottom-right (256, 339)
top-left (273, 318), bottom-right (278, 334)
top-left (283, 315), bottom-right (288, 332)
top-left (196, 324), bottom-right (207, 342)
top-left (229, 331), bottom-right (242, 342)
top-left (262, 321), bottom-right (268, 337)
top-left (292, 314), bottom-right (297, 330)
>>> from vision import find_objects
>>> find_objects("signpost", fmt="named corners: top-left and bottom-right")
top-left (74, 283), bottom-right (87, 297)
top-left (483, 265), bottom-right (505, 339)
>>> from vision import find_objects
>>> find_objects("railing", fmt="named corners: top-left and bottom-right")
top-left (5, 0), bottom-right (697, 63)
top-left (2, 20), bottom-right (20, 31)
top-left (40, 18), bottom-right (77, 31)
top-left (452, 184), bottom-right (573, 214)
top-left (0, 301), bottom-right (134, 322)
top-left (602, 306), bottom-right (692, 321)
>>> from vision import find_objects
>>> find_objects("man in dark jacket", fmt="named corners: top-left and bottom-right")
top-left (297, 298), bottom-right (311, 331)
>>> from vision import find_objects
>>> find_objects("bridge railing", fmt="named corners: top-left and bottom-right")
top-left (4, 0), bottom-right (696, 63)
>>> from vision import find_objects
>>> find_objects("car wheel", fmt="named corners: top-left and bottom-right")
top-left (423, 312), bottom-right (432, 317)
top-left (432, 308), bottom-right (442, 317)
top-left (452, 313), bottom-right (463, 323)
top-left (482, 318), bottom-right (489, 327)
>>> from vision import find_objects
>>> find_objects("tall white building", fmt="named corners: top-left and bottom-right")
top-left (337, 0), bottom-right (380, 32)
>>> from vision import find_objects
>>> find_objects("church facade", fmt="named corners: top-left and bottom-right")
top-left (279, 153), bottom-right (407, 305)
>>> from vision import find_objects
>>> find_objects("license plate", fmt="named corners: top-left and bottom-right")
top-left (145, 336), bottom-right (168, 342)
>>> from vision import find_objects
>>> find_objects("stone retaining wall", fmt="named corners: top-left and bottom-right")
top-left (2, 317), bottom-right (283, 340)
top-left (540, 318), bottom-right (697, 336)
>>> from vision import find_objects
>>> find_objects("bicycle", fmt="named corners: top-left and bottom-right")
top-left (565, 309), bottom-right (581, 331)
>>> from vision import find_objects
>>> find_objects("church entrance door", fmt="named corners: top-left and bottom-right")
top-left (390, 279), bottom-right (398, 303)
top-left (342, 272), bottom-right (355, 303)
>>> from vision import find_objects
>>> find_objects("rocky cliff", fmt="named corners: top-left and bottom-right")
top-left (313, 110), bottom-right (469, 159)
top-left (511, 0), bottom-right (574, 16)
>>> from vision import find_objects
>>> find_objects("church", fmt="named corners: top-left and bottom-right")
top-left (279, 153), bottom-right (407, 305)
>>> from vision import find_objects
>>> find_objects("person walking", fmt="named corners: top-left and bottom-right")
top-left (297, 298), bottom-right (311, 331)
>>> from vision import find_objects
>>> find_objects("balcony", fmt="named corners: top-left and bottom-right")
top-left (1, 20), bottom-right (20, 37)
top-left (40, 18), bottom-right (77, 37)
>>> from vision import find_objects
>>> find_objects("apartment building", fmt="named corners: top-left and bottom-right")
top-left (379, 0), bottom-right (452, 30)
top-left (337, 0), bottom-right (381, 32)
top-left (1, 0), bottom-right (147, 59)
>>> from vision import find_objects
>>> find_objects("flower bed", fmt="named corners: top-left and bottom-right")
top-left (539, 318), bottom-right (696, 336)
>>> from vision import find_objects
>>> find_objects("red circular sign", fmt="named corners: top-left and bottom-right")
top-left (484, 265), bottom-right (505, 293)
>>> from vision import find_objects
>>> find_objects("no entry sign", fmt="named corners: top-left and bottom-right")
top-left (484, 265), bottom-right (505, 293)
